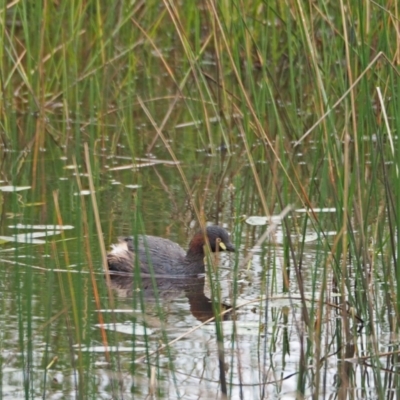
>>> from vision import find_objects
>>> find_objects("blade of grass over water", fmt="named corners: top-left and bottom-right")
top-left (52, 191), bottom-right (85, 396)
top-left (76, 152), bottom-right (110, 357)
top-left (293, 51), bottom-right (400, 147)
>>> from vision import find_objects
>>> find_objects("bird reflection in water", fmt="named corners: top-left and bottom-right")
top-left (106, 273), bottom-right (232, 323)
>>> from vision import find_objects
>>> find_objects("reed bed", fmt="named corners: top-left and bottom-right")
top-left (0, 0), bottom-right (400, 398)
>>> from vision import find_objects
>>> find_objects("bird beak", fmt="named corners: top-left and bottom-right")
top-left (226, 243), bottom-right (235, 252)
top-left (219, 242), bottom-right (235, 252)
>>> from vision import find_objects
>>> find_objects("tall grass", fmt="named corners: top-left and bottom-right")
top-left (1, 0), bottom-right (400, 398)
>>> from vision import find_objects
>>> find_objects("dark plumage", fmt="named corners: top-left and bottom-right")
top-left (107, 225), bottom-right (235, 276)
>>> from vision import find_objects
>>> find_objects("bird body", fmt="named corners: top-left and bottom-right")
top-left (107, 225), bottom-right (234, 276)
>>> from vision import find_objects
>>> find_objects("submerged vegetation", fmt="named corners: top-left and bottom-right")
top-left (1, 0), bottom-right (400, 398)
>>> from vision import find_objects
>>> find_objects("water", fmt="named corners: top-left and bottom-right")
top-left (0, 134), bottom-right (395, 399)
